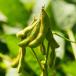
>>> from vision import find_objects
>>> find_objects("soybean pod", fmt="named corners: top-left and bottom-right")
top-left (42, 8), bottom-right (59, 48)
top-left (41, 7), bottom-right (59, 48)
top-left (18, 20), bottom-right (40, 47)
top-left (28, 8), bottom-right (48, 48)
top-left (16, 18), bottom-right (38, 38)
top-left (28, 8), bottom-right (59, 48)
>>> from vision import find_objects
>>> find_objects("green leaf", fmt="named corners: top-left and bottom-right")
top-left (62, 61), bottom-right (76, 76)
top-left (20, 0), bottom-right (35, 11)
top-left (65, 0), bottom-right (76, 4)
top-left (0, 0), bottom-right (30, 26)
top-left (4, 35), bottom-right (19, 56)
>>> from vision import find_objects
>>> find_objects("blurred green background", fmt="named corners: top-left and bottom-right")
top-left (0, 0), bottom-right (76, 76)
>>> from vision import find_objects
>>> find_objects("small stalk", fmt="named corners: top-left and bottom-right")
top-left (51, 48), bottom-right (56, 76)
top-left (53, 32), bottom-right (76, 43)
top-left (31, 48), bottom-right (43, 71)
top-left (48, 44), bottom-right (56, 76)
top-left (42, 42), bottom-right (50, 76)
top-left (66, 29), bottom-right (76, 59)
top-left (44, 42), bottom-right (50, 76)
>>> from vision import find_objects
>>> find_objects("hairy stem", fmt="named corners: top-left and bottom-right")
top-left (31, 48), bottom-right (43, 71)
top-left (44, 42), bottom-right (49, 76)
top-left (53, 32), bottom-right (76, 43)
top-left (66, 29), bottom-right (76, 59)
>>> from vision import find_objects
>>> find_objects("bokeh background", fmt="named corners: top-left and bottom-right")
top-left (0, 0), bottom-right (76, 76)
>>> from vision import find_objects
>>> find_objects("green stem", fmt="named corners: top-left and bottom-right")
top-left (52, 48), bottom-right (56, 69)
top-left (42, 42), bottom-right (51, 76)
top-left (53, 32), bottom-right (76, 43)
top-left (66, 29), bottom-right (76, 59)
top-left (44, 42), bottom-right (50, 76)
top-left (31, 48), bottom-right (43, 71)
top-left (51, 48), bottom-right (56, 76)
top-left (40, 42), bottom-right (46, 55)
top-left (48, 45), bottom-right (56, 76)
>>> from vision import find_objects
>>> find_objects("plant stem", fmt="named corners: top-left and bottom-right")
top-left (42, 42), bottom-right (52, 76)
top-left (31, 48), bottom-right (43, 71)
top-left (53, 32), bottom-right (76, 43)
top-left (48, 45), bottom-right (56, 76)
top-left (66, 29), bottom-right (76, 59)
top-left (52, 48), bottom-right (56, 69)
top-left (44, 42), bottom-right (50, 76)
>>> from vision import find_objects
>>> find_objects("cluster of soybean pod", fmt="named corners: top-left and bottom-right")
top-left (16, 7), bottom-right (59, 75)
top-left (17, 7), bottom-right (59, 48)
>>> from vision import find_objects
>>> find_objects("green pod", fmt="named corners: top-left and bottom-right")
top-left (18, 20), bottom-right (40, 47)
top-left (28, 23), bottom-right (44, 48)
top-left (41, 8), bottom-right (59, 48)
top-left (16, 19), bottom-right (38, 38)
top-left (28, 10), bottom-right (46, 48)
top-left (28, 8), bottom-right (51, 48)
